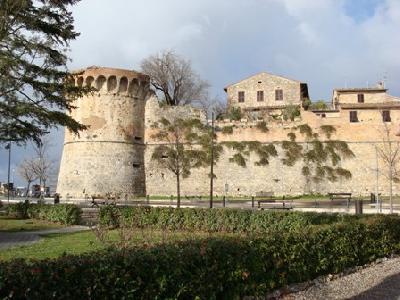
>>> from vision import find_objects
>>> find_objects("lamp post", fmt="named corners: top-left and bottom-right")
top-left (6, 142), bottom-right (11, 204)
top-left (209, 112), bottom-right (215, 209)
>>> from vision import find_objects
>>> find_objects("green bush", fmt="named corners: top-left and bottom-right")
top-left (99, 206), bottom-right (368, 233)
top-left (7, 203), bottom-right (81, 225)
top-left (1, 215), bottom-right (400, 299)
top-left (6, 201), bottom-right (30, 219)
top-left (221, 125), bottom-right (234, 134)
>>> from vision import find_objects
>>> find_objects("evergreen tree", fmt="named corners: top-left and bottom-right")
top-left (0, 0), bottom-right (89, 144)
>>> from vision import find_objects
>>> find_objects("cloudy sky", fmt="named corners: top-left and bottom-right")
top-left (1, 0), bottom-right (400, 187)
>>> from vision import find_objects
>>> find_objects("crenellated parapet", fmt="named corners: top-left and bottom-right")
top-left (72, 66), bottom-right (150, 99)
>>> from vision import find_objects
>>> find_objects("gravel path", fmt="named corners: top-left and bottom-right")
top-left (0, 226), bottom-right (90, 249)
top-left (283, 257), bottom-right (400, 300)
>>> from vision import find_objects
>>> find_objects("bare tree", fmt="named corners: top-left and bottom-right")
top-left (17, 159), bottom-right (38, 197)
top-left (376, 119), bottom-right (400, 214)
top-left (151, 117), bottom-right (222, 207)
top-left (141, 50), bottom-right (209, 106)
top-left (31, 139), bottom-right (54, 197)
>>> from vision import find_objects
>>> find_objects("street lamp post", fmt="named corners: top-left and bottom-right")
top-left (209, 112), bottom-right (215, 209)
top-left (6, 142), bottom-right (11, 204)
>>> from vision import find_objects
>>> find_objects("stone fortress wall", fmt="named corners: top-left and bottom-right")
top-left (57, 67), bottom-right (400, 199)
top-left (145, 106), bottom-right (400, 197)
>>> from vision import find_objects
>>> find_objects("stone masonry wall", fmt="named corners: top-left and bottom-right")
top-left (226, 72), bottom-right (302, 110)
top-left (57, 67), bottom-right (150, 199)
top-left (145, 102), bottom-right (400, 197)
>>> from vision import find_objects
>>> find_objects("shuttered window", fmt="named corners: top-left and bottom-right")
top-left (238, 91), bottom-right (245, 103)
top-left (275, 89), bottom-right (283, 101)
top-left (357, 94), bottom-right (364, 103)
top-left (383, 110), bottom-right (391, 122)
top-left (257, 90), bottom-right (264, 102)
top-left (350, 111), bottom-right (358, 122)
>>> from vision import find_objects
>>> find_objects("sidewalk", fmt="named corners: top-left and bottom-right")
top-left (283, 257), bottom-right (400, 299)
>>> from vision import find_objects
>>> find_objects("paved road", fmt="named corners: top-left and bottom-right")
top-left (0, 226), bottom-right (90, 249)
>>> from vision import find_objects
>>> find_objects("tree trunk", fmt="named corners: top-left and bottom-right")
top-left (390, 167), bottom-right (393, 214)
top-left (26, 181), bottom-right (31, 198)
top-left (176, 173), bottom-right (181, 208)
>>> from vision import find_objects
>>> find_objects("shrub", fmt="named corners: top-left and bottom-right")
top-left (221, 125), bottom-right (233, 134)
top-left (99, 206), bottom-right (369, 233)
top-left (1, 215), bottom-right (400, 299)
top-left (228, 107), bottom-right (242, 121)
top-left (256, 121), bottom-right (268, 132)
top-left (7, 203), bottom-right (81, 225)
top-left (7, 201), bottom-right (29, 219)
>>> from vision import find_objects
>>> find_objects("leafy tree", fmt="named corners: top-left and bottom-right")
top-left (151, 117), bottom-right (222, 207)
top-left (309, 100), bottom-right (329, 110)
top-left (0, 0), bottom-right (90, 144)
top-left (141, 50), bottom-right (209, 106)
top-left (282, 104), bottom-right (300, 121)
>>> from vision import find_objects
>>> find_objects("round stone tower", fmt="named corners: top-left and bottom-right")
top-left (57, 66), bottom-right (150, 199)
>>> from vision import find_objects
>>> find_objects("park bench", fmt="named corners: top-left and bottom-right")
top-left (90, 195), bottom-right (117, 208)
top-left (328, 192), bottom-right (352, 208)
top-left (257, 196), bottom-right (292, 210)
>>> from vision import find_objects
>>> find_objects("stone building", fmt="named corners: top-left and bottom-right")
top-left (225, 72), bottom-right (309, 113)
top-left (57, 67), bottom-right (400, 199)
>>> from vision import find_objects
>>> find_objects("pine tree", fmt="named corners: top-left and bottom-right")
top-left (0, 0), bottom-right (89, 144)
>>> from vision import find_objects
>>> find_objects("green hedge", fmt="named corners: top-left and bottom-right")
top-left (0, 215), bottom-right (399, 299)
top-left (7, 203), bottom-right (81, 225)
top-left (100, 206), bottom-right (365, 232)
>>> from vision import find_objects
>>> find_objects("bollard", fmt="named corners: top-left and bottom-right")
top-left (251, 196), bottom-right (255, 209)
top-left (223, 196), bottom-right (226, 208)
top-left (355, 199), bottom-right (363, 215)
top-left (146, 194), bottom-right (150, 205)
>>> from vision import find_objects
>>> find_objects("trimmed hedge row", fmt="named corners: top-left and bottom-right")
top-left (1, 215), bottom-right (400, 299)
top-left (7, 203), bottom-right (81, 225)
top-left (99, 206), bottom-right (366, 232)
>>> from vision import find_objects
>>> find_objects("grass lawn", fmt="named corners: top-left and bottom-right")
top-left (0, 228), bottom-right (220, 261)
top-left (0, 215), bottom-right (63, 232)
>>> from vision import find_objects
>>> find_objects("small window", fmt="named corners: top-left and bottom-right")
top-left (257, 90), bottom-right (264, 102)
top-left (382, 110), bottom-right (391, 122)
top-left (321, 113), bottom-right (326, 118)
top-left (275, 89), bottom-right (283, 101)
top-left (134, 136), bottom-right (142, 141)
top-left (357, 94), bottom-right (364, 103)
top-left (350, 111), bottom-right (358, 123)
top-left (238, 91), bottom-right (245, 103)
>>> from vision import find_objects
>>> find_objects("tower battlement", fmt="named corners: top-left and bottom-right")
top-left (72, 66), bottom-right (150, 98)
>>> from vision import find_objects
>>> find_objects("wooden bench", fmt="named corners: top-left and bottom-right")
top-left (90, 195), bottom-right (117, 208)
top-left (257, 196), bottom-right (292, 210)
top-left (328, 193), bottom-right (352, 208)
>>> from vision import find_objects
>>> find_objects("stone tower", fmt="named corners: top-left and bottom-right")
top-left (57, 66), bottom-right (150, 199)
